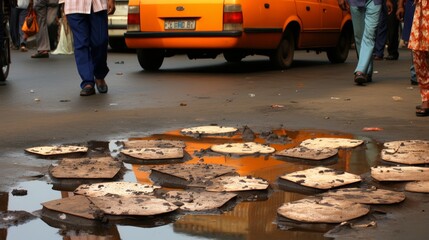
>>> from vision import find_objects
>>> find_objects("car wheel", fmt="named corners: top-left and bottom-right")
top-left (137, 49), bottom-right (164, 71)
top-left (223, 51), bottom-right (244, 63)
top-left (109, 37), bottom-right (127, 50)
top-left (327, 28), bottom-right (352, 63)
top-left (270, 30), bottom-right (294, 69)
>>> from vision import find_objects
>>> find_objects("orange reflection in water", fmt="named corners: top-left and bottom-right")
top-left (130, 128), bottom-right (367, 184)
top-left (127, 128), bottom-right (376, 239)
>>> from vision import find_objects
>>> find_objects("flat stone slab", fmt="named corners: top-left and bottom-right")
top-left (42, 195), bottom-right (99, 220)
top-left (371, 166), bottom-right (429, 181)
top-left (277, 196), bottom-right (370, 223)
top-left (25, 145), bottom-right (88, 156)
top-left (299, 138), bottom-right (364, 149)
top-left (163, 190), bottom-right (237, 211)
top-left (151, 163), bottom-right (236, 183)
top-left (404, 181), bottom-right (429, 193)
top-left (280, 166), bottom-right (362, 190)
top-left (89, 195), bottom-right (178, 216)
top-left (320, 187), bottom-right (406, 204)
top-left (205, 176), bottom-right (269, 192)
top-left (74, 182), bottom-right (160, 197)
top-left (211, 142), bottom-right (275, 155)
top-left (50, 157), bottom-right (122, 179)
top-left (381, 140), bottom-right (429, 165)
top-left (275, 146), bottom-right (338, 160)
top-left (121, 147), bottom-right (184, 160)
top-left (181, 126), bottom-right (238, 135)
top-left (123, 140), bottom-right (186, 149)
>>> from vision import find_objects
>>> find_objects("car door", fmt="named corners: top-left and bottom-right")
top-left (294, 0), bottom-right (322, 47)
top-left (320, 0), bottom-right (343, 45)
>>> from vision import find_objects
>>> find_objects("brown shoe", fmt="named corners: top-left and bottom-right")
top-left (31, 51), bottom-right (49, 58)
top-left (80, 85), bottom-right (96, 96)
top-left (95, 79), bottom-right (108, 93)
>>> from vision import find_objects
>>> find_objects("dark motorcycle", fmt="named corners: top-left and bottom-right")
top-left (0, 0), bottom-right (11, 82)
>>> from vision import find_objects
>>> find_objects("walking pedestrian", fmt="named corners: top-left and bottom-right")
top-left (31, 0), bottom-right (59, 58)
top-left (338, 0), bottom-right (393, 85)
top-left (407, 0), bottom-right (429, 116)
top-left (397, 0), bottom-right (417, 85)
top-left (385, 0), bottom-right (400, 60)
top-left (64, 0), bottom-right (116, 96)
top-left (9, 0), bottom-right (29, 52)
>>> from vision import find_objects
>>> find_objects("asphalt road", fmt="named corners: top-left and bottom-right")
top-left (0, 46), bottom-right (428, 239)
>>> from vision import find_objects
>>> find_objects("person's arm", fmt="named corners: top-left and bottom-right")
top-left (396, 0), bottom-right (406, 21)
top-left (107, 0), bottom-right (116, 15)
top-left (386, 0), bottom-right (393, 15)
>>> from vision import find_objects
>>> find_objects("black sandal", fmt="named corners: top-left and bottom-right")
top-left (416, 108), bottom-right (429, 117)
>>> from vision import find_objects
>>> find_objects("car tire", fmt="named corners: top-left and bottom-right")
top-left (223, 51), bottom-right (245, 63)
top-left (137, 49), bottom-right (165, 71)
top-left (270, 30), bottom-right (294, 69)
top-left (109, 37), bottom-right (127, 50)
top-left (327, 27), bottom-right (352, 63)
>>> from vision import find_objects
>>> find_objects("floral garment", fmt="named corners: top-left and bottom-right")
top-left (409, 0), bottom-right (429, 101)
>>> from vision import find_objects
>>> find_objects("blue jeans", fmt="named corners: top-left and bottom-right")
top-left (350, 0), bottom-right (381, 76)
top-left (67, 10), bottom-right (109, 89)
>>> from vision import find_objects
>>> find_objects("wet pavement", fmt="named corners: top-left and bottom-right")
top-left (1, 47), bottom-right (429, 239)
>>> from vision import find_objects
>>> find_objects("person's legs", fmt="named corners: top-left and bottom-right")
top-left (355, 0), bottom-right (381, 77)
top-left (34, 0), bottom-right (51, 53)
top-left (410, 53), bottom-right (418, 85)
top-left (90, 10), bottom-right (109, 81)
top-left (413, 50), bottom-right (429, 115)
top-left (386, 0), bottom-right (400, 60)
top-left (18, 8), bottom-right (28, 51)
top-left (350, 6), bottom-right (365, 61)
top-left (373, 3), bottom-right (387, 59)
top-left (67, 13), bottom-right (95, 89)
top-left (47, 3), bottom-right (59, 50)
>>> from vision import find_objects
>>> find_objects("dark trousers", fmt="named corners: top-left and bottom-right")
top-left (386, 0), bottom-right (399, 57)
top-left (67, 10), bottom-right (109, 89)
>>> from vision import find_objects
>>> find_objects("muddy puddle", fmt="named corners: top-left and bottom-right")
top-left (0, 127), bottom-right (386, 240)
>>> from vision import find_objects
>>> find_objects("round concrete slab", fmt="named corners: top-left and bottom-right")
top-left (205, 176), bottom-right (269, 192)
top-left (123, 139), bottom-right (186, 149)
top-left (25, 145), bottom-right (88, 156)
top-left (320, 187), bottom-right (406, 204)
top-left (211, 142), bottom-right (275, 155)
top-left (89, 195), bottom-right (178, 216)
top-left (381, 140), bottom-right (429, 165)
top-left (181, 126), bottom-right (238, 135)
top-left (300, 138), bottom-right (364, 149)
top-left (275, 146), bottom-right (338, 160)
top-left (404, 181), bottom-right (429, 193)
top-left (74, 182), bottom-right (160, 197)
top-left (277, 196), bottom-right (370, 223)
top-left (163, 190), bottom-right (237, 211)
top-left (121, 147), bottom-right (184, 160)
top-left (371, 166), bottom-right (429, 181)
top-left (50, 157), bottom-right (122, 179)
top-left (280, 166), bottom-right (362, 190)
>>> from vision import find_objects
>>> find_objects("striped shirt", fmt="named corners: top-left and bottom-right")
top-left (64, 0), bottom-right (108, 15)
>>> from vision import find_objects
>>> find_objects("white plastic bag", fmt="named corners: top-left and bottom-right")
top-left (17, 0), bottom-right (30, 9)
top-left (52, 17), bottom-right (74, 55)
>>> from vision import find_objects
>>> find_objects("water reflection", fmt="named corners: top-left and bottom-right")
top-left (0, 128), bottom-right (381, 240)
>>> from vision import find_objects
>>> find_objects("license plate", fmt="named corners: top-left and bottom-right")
top-left (164, 20), bottom-right (196, 30)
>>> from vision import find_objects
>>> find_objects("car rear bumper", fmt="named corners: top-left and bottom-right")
top-left (125, 31), bottom-right (243, 48)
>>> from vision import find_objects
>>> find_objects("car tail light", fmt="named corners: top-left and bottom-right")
top-left (223, 4), bottom-right (243, 31)
top-left (127, 6), bottom-right (140, 31)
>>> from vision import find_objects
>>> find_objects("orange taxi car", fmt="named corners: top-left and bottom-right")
top-left (124, 0), bottom-right (353, 71)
